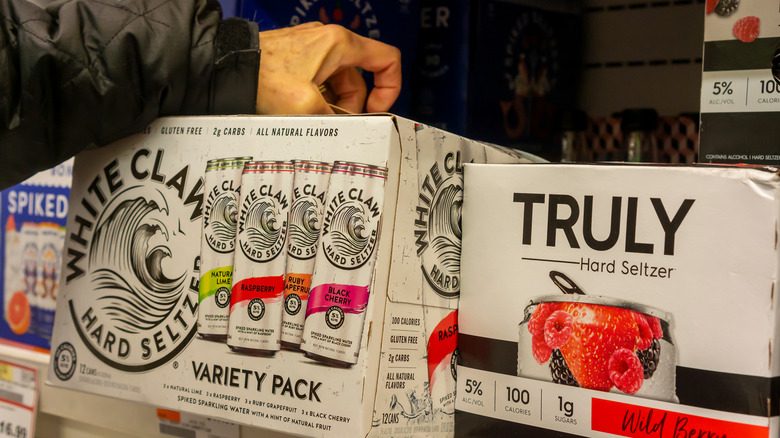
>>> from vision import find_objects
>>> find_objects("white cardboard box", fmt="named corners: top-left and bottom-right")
top-left (456, 163), bottom-right (780, 437)
top-left (45, 114), bottom-right (540, 438)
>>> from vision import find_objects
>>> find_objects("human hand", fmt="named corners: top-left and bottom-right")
top-left (255, 22), bottom-right (401, 114)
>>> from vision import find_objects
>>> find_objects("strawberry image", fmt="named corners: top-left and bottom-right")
top-left (527, 300), bottom-right (658, 394)
top-left (705, 0), bottom-right (718, 14)
top-left (557, 303), bottom-right (640, 392)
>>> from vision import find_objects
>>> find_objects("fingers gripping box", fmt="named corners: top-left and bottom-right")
top-left (45, 115), bottom-right (538, 438)
top-left (456, 163), bottom-right (780, 437)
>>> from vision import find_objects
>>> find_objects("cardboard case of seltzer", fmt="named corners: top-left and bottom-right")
top-left (45, 114), bottom-right (539, 437)
top-left (456, 163), bottom-right (780, 437)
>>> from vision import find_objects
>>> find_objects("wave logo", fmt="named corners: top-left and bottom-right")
top-left (321, 193), bottom-right (379, 270)
top-left (238, 187), bottom-right (288, 263)
top-left (66, 182), bottom-right (199, 372)
top-left (414, 151), bottom-right (464, 299)
top-left (203, 188), bottom-right (239, 254)
top-left (288, 194), bottom-right (323, 261)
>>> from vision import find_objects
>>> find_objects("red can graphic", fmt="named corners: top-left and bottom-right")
top-left (227, 161), bottom-right (294, 356)
top-left (281, 161), bottom-right (332, 351)
top-left (300, 161), bottom-right (388, 367)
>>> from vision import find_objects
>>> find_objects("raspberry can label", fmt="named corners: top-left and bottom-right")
top-left (227, 161), bottom-right (294, 354)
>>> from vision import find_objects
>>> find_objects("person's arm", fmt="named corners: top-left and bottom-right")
top-left (0, 0), bottom-right (259, 188)
top-left (255, 22), bottom-right (401, 115)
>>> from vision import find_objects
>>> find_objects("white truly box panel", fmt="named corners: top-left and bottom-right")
top-left (456, 163), bottom-right (779, 437)
top-left (45, 115), bottom-right (539, 438)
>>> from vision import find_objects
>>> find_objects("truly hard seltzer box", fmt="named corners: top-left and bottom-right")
top-left (699, 0), bottom-right (780, 164)
top-left (46, 115), bottom-right (540, 438)
top-left (456, 163), bottom-right (780, 437)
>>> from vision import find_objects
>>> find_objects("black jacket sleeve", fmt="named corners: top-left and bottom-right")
top-left (0, 0), bottom-right (260, 189)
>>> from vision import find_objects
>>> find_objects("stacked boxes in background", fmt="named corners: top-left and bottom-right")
top-left (411, 0), bottom-right (582, 158)
top-left (0, 160), bottom-right (72, 351)
top-left (237, 0), bottom-right (421, 116)
top-left (699, 0), bottom-right (780, 164)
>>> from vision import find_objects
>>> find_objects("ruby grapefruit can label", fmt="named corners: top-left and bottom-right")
top-left (197, 157), bottom-right (252, 339)
top-left (227, 161), bottom-right (294, 354)
top-left (281, 161), bottom-right (332, 348)
top-left (300, 161), bottom-right (388, 367)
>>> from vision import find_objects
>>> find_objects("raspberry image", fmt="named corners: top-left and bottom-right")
top-left (714, 0), bottom-right (739, 17)
top-left (632, 311), bottom-right (653, 350)
top-left (528, 303), bottom-right (555, 336)
top-left (706, 0), bottom-right (717, 14)
top-left (532, 332), bottom-right (552, 364)
top-left (608, 348), bottom-right (644, 395)
top-left (733, 16), bottom-right (760, 43)
top-left (550, 349), bottom-right (579, 387)
top-left (637, 338), bottom-right (661, 379)
top-left (544, 310), bottom-right (573, 349)
top-left (645, 314), bottom-right (663, 339)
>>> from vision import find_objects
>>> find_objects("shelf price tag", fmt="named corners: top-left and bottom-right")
top-left (0, 360), bottom-right (37, 438)
top-left (157, 409), bottom-right (239, 438)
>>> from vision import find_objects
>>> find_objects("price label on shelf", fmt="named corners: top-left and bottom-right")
top-left (0, 361), bottom-right (37, 438)
top-left (157, 409), bottom-right (238, 438)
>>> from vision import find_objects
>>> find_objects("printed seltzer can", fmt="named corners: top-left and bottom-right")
top-left (281, 161), bottom-right (332, 350)
top-left (198, 156), bottom-right (252, 341)
top-left (36, 222), bottom-right (64, 341)
top-left (300, 161), bottom-right (388, 367)
top-left (21, 222), bottom-right (40, 336)
top-left (227, 161), bottom-right (294, 355)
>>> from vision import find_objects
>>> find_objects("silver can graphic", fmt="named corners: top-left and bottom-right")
top-left (300, 161), bottom-right (388, 367)
top-left (227, 161), bottom-right (294, 356)
top-left (281, 160), bottom-right (332, 350)
top-left (198, 156), bottom-right (252, 341)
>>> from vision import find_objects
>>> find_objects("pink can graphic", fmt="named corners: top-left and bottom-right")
top-left (281, 161), bottom-right (332, 351)
top-left (227, 161), bottom-right (294, 356)
top-left (198, 157), bottom-right (252, 342)
top-left (300, 161), bottom-right (388, 367)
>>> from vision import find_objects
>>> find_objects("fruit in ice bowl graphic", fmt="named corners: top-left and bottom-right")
top-left (517, 271), bottom-right (677, 402)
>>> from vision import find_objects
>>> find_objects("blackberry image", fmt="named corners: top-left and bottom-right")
top-left (636, 338), bottom-right (661, 379)
top-left (550, 349), bottom-right (578, 387)
top-left (714, 0), bottom-right (739, 17)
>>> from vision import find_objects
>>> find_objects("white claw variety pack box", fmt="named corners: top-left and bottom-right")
top-left (455, 163), bottom-right (780, 437)
top-left (45, 114), bottom-right (541, 437)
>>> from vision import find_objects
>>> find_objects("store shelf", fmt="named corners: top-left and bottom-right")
top-left (0, 344), bottom-right (297, 437)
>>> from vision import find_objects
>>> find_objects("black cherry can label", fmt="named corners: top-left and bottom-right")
top-left (197, 156), bottom-right (252, 340)
top-left (300, 161), bottom-right (388, 367)
top-left (281, 161), bottom-right (332, 350)
top-left (227, 161), bottom-right (294, 355)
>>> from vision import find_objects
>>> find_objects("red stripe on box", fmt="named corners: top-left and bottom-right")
top-left (591, 398), bottom-right (769, 438)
